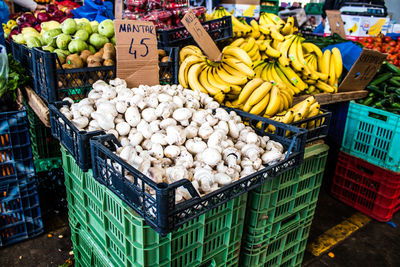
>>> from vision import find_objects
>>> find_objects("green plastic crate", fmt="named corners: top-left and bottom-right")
top-left (61, 146), bottom-right (247, 267)
top-left (34, 157), bottom-right (63, 173)
top-left (243, 143), bottom-right (329, 245)
top-left (240, 219), bottom-right (313, 267)
top-left (261, 0), bottom-right (279, 14)
top-left (24, 102), bottom-right (60, 159)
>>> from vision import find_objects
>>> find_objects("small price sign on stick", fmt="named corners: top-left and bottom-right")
top-left (326, 10), bottom-right (346, 39)
top-left (114, 20), bottom-right (159, 88)
top-left (182, 10), bottom-right (222, 62)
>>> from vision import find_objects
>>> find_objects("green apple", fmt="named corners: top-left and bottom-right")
top-left (61, 18), bottom-right (77, 35)
top-left (74, 29), bottom-right (89, 42)
top-left (89, 33), bottom-right (109, 50)
top-left (42, 28), bottom-right (62, 46)
top-left (74, 18), bottom-right (90, 24)
top-left (56, 33), bottom-right (72, 50)
top-left (42, 45), bottom-right (55, 52)
top-left (111, 36), bottom-right (116, 45)
top-left (26, 36), bottom-right (42, 48)
top-left (68, 39), bottom-right (88, 53)
top-left (90, 21), bottom-right (99, 33)
top-left (98, 19), bottom-right (114, 38)
top-left (54, 48), bottom-right (70, 59)
top-left (77, 22), bottom-right (93, 35)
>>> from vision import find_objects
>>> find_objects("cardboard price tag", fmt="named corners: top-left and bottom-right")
top-left (114, 20), bottom-right (159, 88)
top-left (326, 10), bottom-right (346, 39)
top-left (181, 10), bottom-right (222, 62)
top-left (339, 49), bottom-right (387, 92)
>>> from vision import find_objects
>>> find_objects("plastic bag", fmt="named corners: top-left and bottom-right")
top-left (0, 45), bottom-right (9, 98)
top-left (72, 0), bottom-right (114, 22)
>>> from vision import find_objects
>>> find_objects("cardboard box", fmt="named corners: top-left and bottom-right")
top-left (325, 15), bottom-right (391, 37)
top-left (220, 0), bottom-right (260, 18)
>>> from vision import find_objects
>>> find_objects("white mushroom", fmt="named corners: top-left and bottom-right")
top-left (137, 120), bottom-right (153, 139)
top-left (164, 145), bottom-right (180, 158)
top-left (116, 122), bottom-right (130, 136)
top-left (72, 116), bottom-right (89, 130)
top-left (165, 125), bottom-right (186, 145)
top-left (185, 138), bottom-right (207, 154)
top-left (198, 123), bottom-right (213, 139)
top-left (198, 148), bottom-right (221, 167)
top-left (142, 108), bottom-right (157, 122)
top-left (173, 108), bottom-right (193, 126)
top-left (125, 107), bottom-right (141, 127)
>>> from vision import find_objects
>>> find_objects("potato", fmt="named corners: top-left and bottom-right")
top-left (103, 43), bottom-right (116, 60)
top-left (103, 59), bottom-right (115, 66)
top-left (87, 55), bottom-right (102, 67)
top-left (80, 50), bottom-right (93, 64)
top-left (66, 54), bottom-right (84, 68)
top-left (161, 56), bottom-right (170, 63)
top-left (158, 49), bottom-right (166, 59)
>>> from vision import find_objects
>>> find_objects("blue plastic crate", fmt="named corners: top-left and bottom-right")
top-left (0, 174), bottom-right (43, 246)
top-left (0, 109), bottom-right (35, 178)
top-left (342, 101), bottom-right (400, 173)
top-left (324, 102), bottom-right (349, 145)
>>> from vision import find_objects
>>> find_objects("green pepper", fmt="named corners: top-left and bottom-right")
top-left (370, 73), bottom-right (393, 86)
top-left (366, 85), bottom-right (385, 96)
top-left (363, 96), bottom-right (375, 106)
top-left (389, 78), bottom-right (400, 87)
top-left (391, 103), bottom-right (400, 109)
top-left (383, 62), bottom-right (400, 75)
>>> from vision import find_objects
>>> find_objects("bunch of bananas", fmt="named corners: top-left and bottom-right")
top-left (178, 45), bottom-right (255, 103)
top-left (225, 78), bottom-right (294, 117)
top-left (256, 96), bottom-right (325, 132)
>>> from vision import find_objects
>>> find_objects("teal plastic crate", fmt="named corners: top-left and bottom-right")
top-left (261, 1), bottom-right (279, 14)
top-left (240, 219), bottom-right (313, 267)
top-left (342, 101), bottom-right (400, 172)
top-left (61, 146), bottom-right (247, 267)
top-left (34, 157), bottom-right (63, 173)
top-left (242, 143), bottom-right (328, 245)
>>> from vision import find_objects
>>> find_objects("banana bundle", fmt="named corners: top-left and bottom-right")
top-left (225, 78), bottom-right (294, 117)
top-left (178, 45), bottom-right (255, 103)
top-left (257, 96), bottom-right (325, 133)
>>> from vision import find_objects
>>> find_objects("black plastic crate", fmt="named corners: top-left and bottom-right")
top-left (291, 109), bottom-right (332, 143)
top-left (49, 101), bottom-right (104, 172)
top-left (32, 46), bottom-right (179, 103)
top-left (323, 102), bottom-right (349, 145)
top-left (10, 42), bottom-right (34, 75)
top-left (159, 47), bottom-right (179, 85)
top-left (90, 109), bottom-right (307, 236)
top-left (0, 109), bottom-right (35, 178)
top-left (32, 47), bottom-right (116, 103)
top-left (157, 16), bottom-right (233, 47)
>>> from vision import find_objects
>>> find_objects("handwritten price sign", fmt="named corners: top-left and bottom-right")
top-left (114, 20), bottom-right (159, 87)
top-left (182, 10), bottom-right (221, 62)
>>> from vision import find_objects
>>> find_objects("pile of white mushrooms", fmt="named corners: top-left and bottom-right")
top-left (60, 79), bottom-right (287, 202)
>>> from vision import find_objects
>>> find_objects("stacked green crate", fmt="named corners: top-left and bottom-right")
top-left (24, 101), bottom-right (60, 160)
top-left (240, 143), bottom-right (329, 266)
top-left (261, 0), bottom-right (279, 14)
top-left (61, 146), bottom-right (247, 267)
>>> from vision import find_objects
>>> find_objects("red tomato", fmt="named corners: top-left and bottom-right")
top-left (384, 36), bottom-right (392, 42)
top-left (389, 40), bottom-right (397, 47)
top-left (397, 36), bottom-right (400, 42)
top-left (366, 44), bottom-right (374, 49)
top-left (394, 60), bottom-right (399, 66)
top-left (367, 37), bottom-right (375, 43)
top-left (375, 37), bottom-right (383, 43)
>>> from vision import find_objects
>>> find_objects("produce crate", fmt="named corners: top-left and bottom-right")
top-left (323, 102), bottom-right (349, 145)
top-left (0, 174), bottom-right (43, 247)
top-left (331, 151), bottom-right (400, 222)
top-left (291, 109), bottom-right (332, 143)
top-left (240, 219), bottom-right (313, 267)
top-left (342, 101), bottom-right (400, 172)
top-left (62, 146), bottom-right (247, 267)
top-left (0, 109), bottom-right (35, 178)
top-left (34, 157), bottom-right (63, 173)
top-left (261, 1), bottom-right (280, 15)
top-left (90, 108), bottom-right (307, 235)
top-left (10, 42), bottom-right (34, 76)
top-left (31, 46), bottom-right (179, 103)
top-left (25, 102), bottom-right (60, 159)
top-left (49, 101), bottom-right (105, 171)
top-left (31, 47), bottom-right (116, 103)
top-left (157, 16), bottom-right (233, 47)
top-left (242, 143), bottom-right (329, 245)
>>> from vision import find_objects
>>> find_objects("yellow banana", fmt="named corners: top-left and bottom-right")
top-left (328, 54), bottom-right (336, 87)
top-left (238, 78), bottom-right (264, 104)
top-left (265, 39), bottom-right (281, 58)
top-left (277, 62), bottom-right (308, 91)
top-left (316, 80), bottom-right (335, 93)
top-left (261, 62), bottom-right (271, 81)
top-left (179, 45), bottom-right (203, 63)
top-left (302, 42), bottom-right (323, 58)
top-left (256, 40), bottom-right (267, 51)
top-left (254, 62), bottom-right (267, 78)
top-left (199, 66), bottom-right (223, 96)
top-left (319, 49), bottom-right (331, 76)
top-left (216, 66), bottom-right (248, 85)
top-left (208, 67), bottom-right (232, 93)
top-left (223, 57), bottom-right (255, 77)
top-left (264, 85), bottom-right (281, 116)
top-left (178, 55), bottom-right (205, 88)
top-left (247, 43), bottom-right (259, 58)
top-left (187, 62), bottom-right (208, 94)
top-left (280, 86), bottom-right (293, 107)
top-left (281, 17), bottom-right (294, 35)
top-left (247, 82), bottom-right (273, 106)
top-left (243, 37), bottom-right (256, 52)
top-left (222, 46), bottom-right (253, 67)
top-left (331, 47), bottom-right (343, 79)
top-left (249, 92), bottom-right (270, 115)
top-left (230, 38), bottom-right (245, 47)
top-left (288, 37), bottom-right (304, 72)
top-left (273, 65), bottom-right (300, 94)
top-left (278, 35), bottom-right (296, 67)
top-left (270, 26), bottom-right (285, 42)
top-left (250, 19), bottom-right (259, 31)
